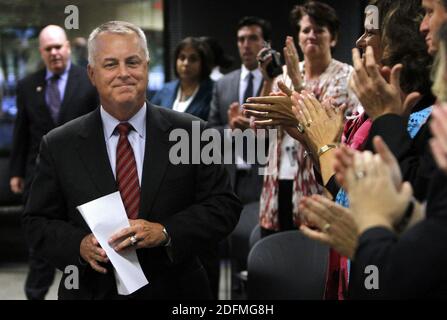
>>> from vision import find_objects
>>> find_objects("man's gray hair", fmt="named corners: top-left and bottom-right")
top-left (87, 21), bottom-right (150, 65)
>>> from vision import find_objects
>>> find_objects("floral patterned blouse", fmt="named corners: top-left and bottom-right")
top-left (259, 59), bottom-right (360, 231)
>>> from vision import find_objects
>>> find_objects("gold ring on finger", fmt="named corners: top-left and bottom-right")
top-left (297, 123), bottom-right (305, 134)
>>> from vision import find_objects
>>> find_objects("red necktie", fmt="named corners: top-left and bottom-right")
top-left (115, 123), bottom-right (140, 219)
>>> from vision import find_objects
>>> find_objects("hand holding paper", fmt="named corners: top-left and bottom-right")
top-left (80, 233), bottom-right (109, 274)
top-left (77, 191), bottom-right (149, 295)
top-left (108, 219), bottom-right (167, 251)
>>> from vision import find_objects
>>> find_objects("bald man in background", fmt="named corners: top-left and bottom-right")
top-left (9, 25), bottom-right (98, 300)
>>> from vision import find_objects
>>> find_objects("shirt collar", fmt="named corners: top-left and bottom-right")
top-left (100, 102), bottom-right (147, 140)
top-left (241, 64), bottom-right (262, 81)
top-left (45, 60), bottom-right (71, 81)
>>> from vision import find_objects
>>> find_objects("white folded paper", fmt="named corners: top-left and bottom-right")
top-left (76, 191), bottom-right (149, 295)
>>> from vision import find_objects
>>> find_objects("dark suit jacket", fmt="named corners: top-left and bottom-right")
top-left (364, 112), bottom-right (436, 202)
top-left (22, 103), bottom-right (242, 299)
top-left (150, 78), bottom-right (214, 121)
top-left (10, 64), bottom-right (98, 195)
top-left (349, 169), bottom-right (447, 299)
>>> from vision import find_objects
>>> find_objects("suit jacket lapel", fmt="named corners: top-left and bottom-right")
top-left (184, 79), bottom-right (208, 115)
top-left (255, 75), bottom-right (264, 97)
top-left (139, 103), bottom-right (172, 219)
top-left (232, 69), bottom-right (241, 103)
top-left (58, 65), bottom-right (79, 124)
top-left (33, 70), bottom-right (54, 125)
top-left (75, 109), bottom-right (117, 197)
top-left (167, 80), bottom-right (180, 109)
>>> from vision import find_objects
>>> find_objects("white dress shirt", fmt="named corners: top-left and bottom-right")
top-left (172, 85), bottom-right (199, 113)
top-left (100, 103), bottom-right (147, 185)
top-left (239, 65), bottom-right (263, 105)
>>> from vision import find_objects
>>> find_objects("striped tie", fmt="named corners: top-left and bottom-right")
top-left (47, 74), bottom-right (61, 122)
top-left (115, 123), bottom-right (140, 219)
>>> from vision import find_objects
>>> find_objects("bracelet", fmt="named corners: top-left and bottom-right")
top-left (294, 84), bottom-right (304, 92)
top-left (394, 198), bottom-right (415, 233)
top-left (317, 144), bottom-right (338, 157)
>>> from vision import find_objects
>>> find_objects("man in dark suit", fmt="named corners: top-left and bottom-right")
top-left (208, 16), bottom-right (270, 205)
top-left (9, 25), bottom-right (98, 300)
top-left (22, 21), bottom-right (241, 299)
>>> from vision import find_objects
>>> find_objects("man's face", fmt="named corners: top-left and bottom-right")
top-left (88, 32), bottom-right (148, 116)
top-left (39, 29), bottom-right (71, 74)
top-left (421, 0), bottom-right (447, 55)
top-left (237, 25), bottom-right (265, 70)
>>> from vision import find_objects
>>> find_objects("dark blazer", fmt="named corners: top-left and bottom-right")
top-left (349, 169), bottom-right (447, 299)
top-left (22, 103), bottom-right (242, 299)
top-left (9, 64), bottom-right (98, 194)
top-left (363, 95), bottom-right (437, 201)
top-left (150, 78), bottom-right (214, 121)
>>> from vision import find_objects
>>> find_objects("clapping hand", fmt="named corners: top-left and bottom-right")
top-left (283, 36), bottom-right (303, 92)
top-left (334, 136), bottom-right (402, 191)
top-left (299, 195), bottom-right (358, 259)
top-left (345, 146), bottom-right (412, 234)
top-left (243, 81), bottom-right (299, 127)
top-left (349, 46), bottom-right (421, 120)
top-left (291, 92), bottom-right (346, 155)
top-left (228, 102), bottom-right (250, 130)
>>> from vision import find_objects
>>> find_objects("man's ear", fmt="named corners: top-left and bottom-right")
top-left (66, 40), bottom-right (71, 55)
top-left (87, 64), bottom-right (96, 87)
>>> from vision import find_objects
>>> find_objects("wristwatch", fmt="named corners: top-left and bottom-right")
top-left (161, 227), bottom-right (171, 247)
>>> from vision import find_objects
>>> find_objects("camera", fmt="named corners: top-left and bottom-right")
top-left (259, 43), bottom-right (283, 79)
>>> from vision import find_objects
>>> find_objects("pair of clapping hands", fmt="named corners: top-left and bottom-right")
top-left (298, 136), bottom-right (414, 259)
top-left (243, 81), bottom-right (346, 158)
top-left (251, 35), bottom-right (345, 156)
top-left (298, 102), bottom-right (447, 260)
